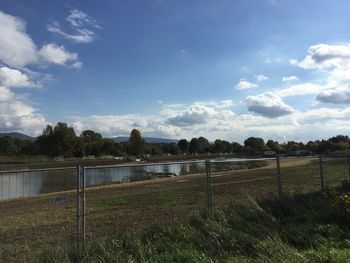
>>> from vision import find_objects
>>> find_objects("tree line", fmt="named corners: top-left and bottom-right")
top-left (0, 122), bottom-right (349, 157)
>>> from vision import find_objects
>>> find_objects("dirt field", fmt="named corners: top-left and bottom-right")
top-left (1, 156), bottom-right (348, 262)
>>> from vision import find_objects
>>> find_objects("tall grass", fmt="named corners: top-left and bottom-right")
top-left (32, 183), bottom-right (350, 263)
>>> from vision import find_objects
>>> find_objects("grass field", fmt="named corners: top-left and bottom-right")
top-left (39, 184), bottom-right (350, 263)
top-left (0, 157), bottom-right (349, 262)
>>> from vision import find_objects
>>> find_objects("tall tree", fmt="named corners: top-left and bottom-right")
top-left (189, 138), bottom-right (199, 154)
top-left (197, 136), bottom-right (210, 154)
top-left (0, 136), bottom-right (17, 155)
top-left (244, 137), bottom-right (265, 152)
top-left (129, 129), bottom-right (144, 156)
top-left (81, 130), bottom-right (102, 156)
top-left (36, 123), bottom-right (79, 157)
top-left (178, 139), bottom-right (189, 155)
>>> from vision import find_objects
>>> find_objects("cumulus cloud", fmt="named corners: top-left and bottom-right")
top-left (47, 9), bottom-right (101, 44)
top-left (244, 93), bottom-right (294, 118)
top-left (0, 86), bottom-right (46, 135)
top-left (0, 67), bottom-right (36, 88)
top-left (39, 43), bottom-right (79, 66)
top-left (70, 101), bottom-right (237, 140)
top-left (235, 79), bottom-right (258, 90)
top-left (165, 104), bottom-right (233, 127)
top-left (282, 75), bottom-right (299, 83)
top-left (255, 74), bottom-right (269, 82)
top-left (296, 44), bottom-right (350, 70)
top-left (69, 99), bottom-right (350, 143)
top-left (316, 87), bottom-right (350, 104)
top-left (0, 10), bottom-right (81, 68)
top-left (276, 83), bottom-right (325, 97)
top-left (290, 43), bottom-right (350, 105)
top-left (0, 10), bottom-right (37, 67)
top-left (0, 10), bottom-right (84, 134)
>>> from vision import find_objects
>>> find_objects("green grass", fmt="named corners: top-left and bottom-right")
top-left (31, 183), bottom-right (350, 263)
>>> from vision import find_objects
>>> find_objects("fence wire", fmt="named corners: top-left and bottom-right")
top-left (323, 156), bottom-right (350, 189)
top-left (0, 167), bottom-right (77, 263)
top-left (83, 161), bottom-right (207, 243)
top-left (0, 155), bottom-right (349, 262)
top-left (279, 156), bottom-right (320, 194)
top-left (209, 158), bottom-right (277, 209)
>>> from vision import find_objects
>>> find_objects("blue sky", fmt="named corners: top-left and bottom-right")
top-left (1, 0), bottom-right (350, 143)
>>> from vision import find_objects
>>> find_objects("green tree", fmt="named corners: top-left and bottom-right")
top-left (81, 130), bottom-right (103, 156)
top-left (213, 139), bottom-right (226, 154)
top-left (197, 137), bottom-right (210, 154)
top-left (189, 138), bottom-right (199, 154)
top-left (162, 143), bottom-right (180, 155)
top-left (36, 125), bottom-right (55, 156)
top-left (37, 123), bottom-right (79, 157)
top-left (244, 137), bottom-right (265, 153)
top-left (129, 129), bottom-right (144, 156)
top-left (0, 136), bottom-right (17, 155)
top-left (178, 139), bottom-right (189, 155)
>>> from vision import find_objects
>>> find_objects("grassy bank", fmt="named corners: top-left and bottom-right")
top-left (34, 183), bottom-right (350, 263)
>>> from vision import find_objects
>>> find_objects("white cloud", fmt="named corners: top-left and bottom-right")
top-left (0, 10), bottom-right (81, 69)
top-left (165, 102), bottom-right (235, 127)
top-left (244, 93), bottom-right (295, 118)
top-left (0, 10), bottom-right (37, 67)
top-left (282, 75), bottom-right (299, 83)
top-left (235, 79), bottom-right (258, 90)
top-left (276, 83), bottom-right (325, 97)
top-left (296, 44), bottom-right (350, 70)
top-left (290, 43), bottom-right (350, 104)
top-left (0, 67), bottom-right (35, 88)
top-left (0, 10), bottom-right (84, 135)
top-left (0, 86), bottom-right (46, 136)
top-left (48, 9), bottom-right (101, 44)
top-left (69, 99), bottom-right (350, 143)
top-left (66, 9), bottom-right (101, 29)
top-left (316, 87), bottom-right (350, 104)
top-left (255, 74), bottom-right (269, 82)
top-left (39, 43), bottom-right (80, 66)
top-left (70, 101), bottom-right (237, 140)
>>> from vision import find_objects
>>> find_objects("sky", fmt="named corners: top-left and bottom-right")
top-left (1, 0), bottom-right (350, 143)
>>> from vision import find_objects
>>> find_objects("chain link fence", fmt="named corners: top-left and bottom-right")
top-left (0, 155), bottom-right (349, 261)
top-left (82, 161), bottom-right (207, 244)
top-left (0, 167), bottom-right (77, 262)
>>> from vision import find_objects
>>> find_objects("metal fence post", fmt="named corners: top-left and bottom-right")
top-left (82, 166), bottom-right (86, 250)
top-left (347, 155), bottom-right (350, 182)
top-left (276, 155), bottom-right (282, 199)
top-left (205, 160), bottom-right (213, 216)
top-left (76, 166), bottom-right (81, 255)
top-left (76, 165), bottom-right (86, 257)
top-left (319, 156), bottom-right (325, 191)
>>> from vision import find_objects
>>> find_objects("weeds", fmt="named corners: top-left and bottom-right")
top-left (33, 185), bottom-right (350, 263)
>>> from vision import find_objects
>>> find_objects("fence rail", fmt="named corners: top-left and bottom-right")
top-left (1, 155), bottom-right (349, 262)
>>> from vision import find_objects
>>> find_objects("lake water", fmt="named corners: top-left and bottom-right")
top-left (0, 161), bottom-right (208, 200)
top-left (0, 158), bottom-right (262, 201)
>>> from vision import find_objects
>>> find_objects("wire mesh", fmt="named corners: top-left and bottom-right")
top-left (1, 155), bottom-right (349, 261)
top-left (323, 156), bottom-right (349, 189)
top-left (209, 158), bottom-right (277, 208)
top-left (0, 168), bottom-right (77, 263)
top-left (83, 161), bottom-right (207, 242)
top-left (279, 156), bottom-right (320, 194)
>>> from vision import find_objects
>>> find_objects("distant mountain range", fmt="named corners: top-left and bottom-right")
top-left (0, 132), bottom-right (35, 141)
top-left (113, 136), bottom-right (178, 144)
top-left (0, 132), bottom-right (178, 144)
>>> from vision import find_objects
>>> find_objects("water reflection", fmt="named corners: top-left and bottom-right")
top-left (0, 161), bottom-right (209, 200)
